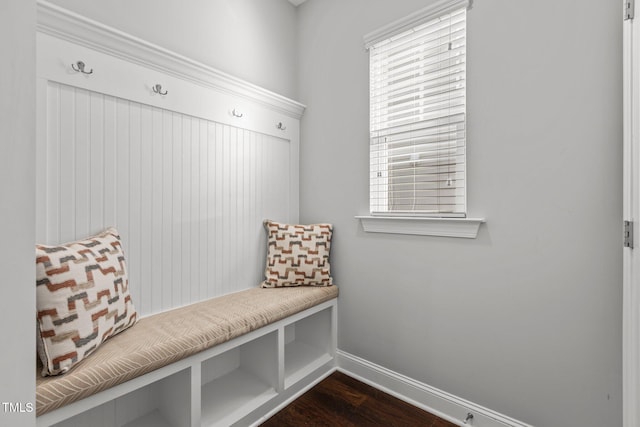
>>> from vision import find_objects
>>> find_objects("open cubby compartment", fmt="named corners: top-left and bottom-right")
top-left (200, 330), bottom-right (279, 427)
top-left (50, 368), bottom-right (192, 427)
top-left (284, 304), bottom-right (335, 389)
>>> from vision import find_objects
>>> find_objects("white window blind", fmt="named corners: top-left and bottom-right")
top-left (368, 4), bottom-right (467, 217)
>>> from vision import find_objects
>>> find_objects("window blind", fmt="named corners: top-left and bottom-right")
top-left (369, 6), bottom-right (466, 216)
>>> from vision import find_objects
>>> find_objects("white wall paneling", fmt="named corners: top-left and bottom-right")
top-left (36, 7), bottom-right (304, 316)
top-left (40, 81), bottom-right (292, 315)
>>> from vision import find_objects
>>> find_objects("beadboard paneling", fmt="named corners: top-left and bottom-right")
top-left (37, 81), bottom-right (292, 316)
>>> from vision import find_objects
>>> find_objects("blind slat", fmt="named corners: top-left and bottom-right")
top-left (369, 6), bottom-right (466, 215)
top-left (372, 33), bottom-right (466, 74)
top-left (371, 70), bottom-right (465, 105)
top-left (371, 55), bottom-right (466, 92)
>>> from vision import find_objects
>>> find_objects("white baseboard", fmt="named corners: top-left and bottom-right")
top-left (336, 350), bottom-right (535, 427)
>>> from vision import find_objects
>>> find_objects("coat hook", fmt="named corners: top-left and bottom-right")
top-left (71, 61), bottom-right (93, 74)
top-left (463, 412), bottom-right (474, 425)
top-left (232, 108), bottom-right (243, 118)
top-left (276, 122), bottom-right (286, 131)
top-left (152, 84), bottom-right (168, 95)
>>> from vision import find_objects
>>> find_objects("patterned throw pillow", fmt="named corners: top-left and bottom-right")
top-left (261, 220), bottom-right (333, 288)
top-left (35, 228), bottom-right (137, 376)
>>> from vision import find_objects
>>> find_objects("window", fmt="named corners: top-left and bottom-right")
top-left (366, 1), bottom-right (468, 217)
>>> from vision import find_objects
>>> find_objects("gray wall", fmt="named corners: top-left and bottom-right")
top-left (8, 1), bottom-right (623, 426)
top-left (296, 1), bottom-right (622, 426)
top-left (0, 0), bottom-right (36, 426)
top-left (48, 0), bottom-right (299, 100)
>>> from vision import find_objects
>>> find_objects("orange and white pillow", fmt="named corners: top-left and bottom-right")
top-left (261, 220), bottom-right (333, 288)
top-left (35, 228), bottom-right (137, 376)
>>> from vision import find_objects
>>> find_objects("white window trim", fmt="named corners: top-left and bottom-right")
top-left (363, 0), bottom-right (471, 49)
top-left (356, 216), bottom-right (484, 238)
top-left (360, 0), bottom-right (484, 238)
top-left (356, 0), bottom-right (486, 239)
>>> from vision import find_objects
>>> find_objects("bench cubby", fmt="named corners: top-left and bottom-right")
top-left (38, 296), bottom-right (337, 427)
top-left (200, 331), bottom-right (279, 427)
top-left (284, 306), bottom-right (335, 389)
top-left (51, 368), bottom-right (192, 427)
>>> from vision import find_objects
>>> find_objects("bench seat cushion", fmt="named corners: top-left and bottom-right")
top-left (36, 285), bottom-right (338, 416)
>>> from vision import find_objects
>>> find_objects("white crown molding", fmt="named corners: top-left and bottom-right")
top-left (36, 0), bottom-right (306, 119)
top-left (337, 351), bottom-right (534, 427)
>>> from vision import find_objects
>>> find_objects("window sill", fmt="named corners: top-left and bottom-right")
top-left (356, 215), bottom-right (485, 238)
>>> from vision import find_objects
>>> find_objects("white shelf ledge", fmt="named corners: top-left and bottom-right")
top-left (284, 341), bottom-right (333, 389)
top-left (356, 215), bottom-right (485, 238)
top-left (201, 369), bottom-right (276, 427)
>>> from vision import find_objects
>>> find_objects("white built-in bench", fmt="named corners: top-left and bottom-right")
top-left (36, 286), bottom-right (338, 427)
top-left (35, 4), bottom-right (326, 426)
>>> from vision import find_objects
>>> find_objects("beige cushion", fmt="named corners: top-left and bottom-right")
top-left (35, 228), bottom-right (138, 376)
top-left (36, 285), bottom-right (338, 416)
top-left (261, 220), bottom-right (333, 287)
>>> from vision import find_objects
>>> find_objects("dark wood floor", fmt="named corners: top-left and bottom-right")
top-left (260, 371), bottom-right (458, 427)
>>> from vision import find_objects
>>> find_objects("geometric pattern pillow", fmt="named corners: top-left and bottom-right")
top-left (261, 220), bottom-right (333, 288)
top-left (35, 228), bottom-right (137, 376)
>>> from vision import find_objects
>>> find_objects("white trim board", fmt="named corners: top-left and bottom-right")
top-left (356, 216), bottom-right (485, 238)
top-left (622, 10), bottom-right (640, 427)
top-left (337, 351), bottom-right (535, 427)
top-left (363, 0), bottom-right (471, 49)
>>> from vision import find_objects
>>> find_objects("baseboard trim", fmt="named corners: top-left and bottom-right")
top-left (336, 350), bottom-right (534, 427)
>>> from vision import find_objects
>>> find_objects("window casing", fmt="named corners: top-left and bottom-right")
top-left (367, 1), bottom-right (467, 217)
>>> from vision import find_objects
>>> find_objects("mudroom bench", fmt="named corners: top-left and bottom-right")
top-left (36, 286), bottom-right (338, 427)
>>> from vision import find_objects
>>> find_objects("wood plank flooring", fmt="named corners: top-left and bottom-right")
top-left (260, 371), bottom-right (458, 427)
